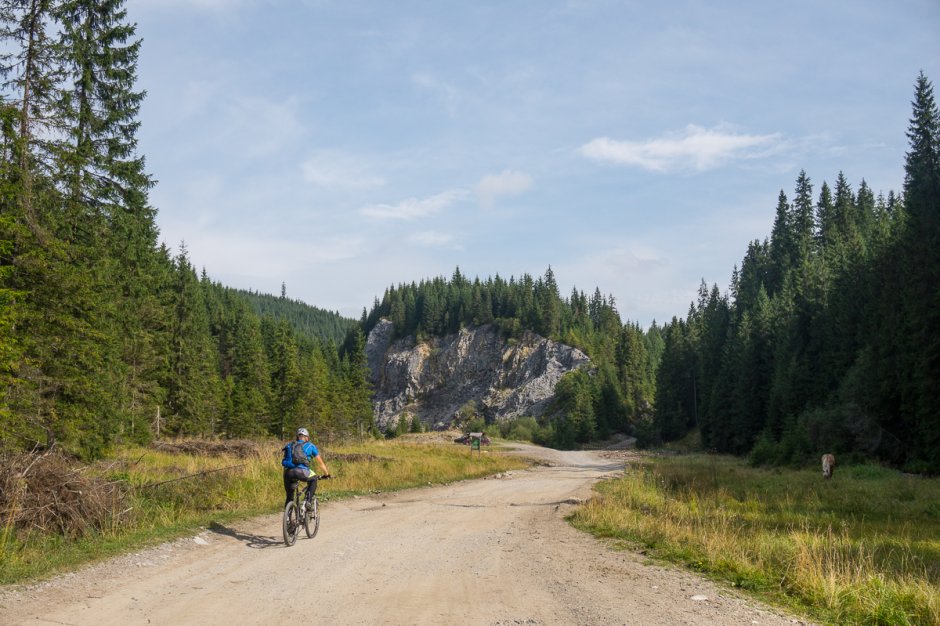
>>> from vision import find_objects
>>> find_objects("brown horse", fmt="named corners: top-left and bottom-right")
top-left (822, 454), bottom-right (835, 479)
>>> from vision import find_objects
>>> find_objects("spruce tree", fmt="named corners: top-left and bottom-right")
top-left (855, 180), bottom-right (875, 240)
top-left (0, 160), bottom-right (23, 445)
top-left (0, 0), bottom-right (63, 224)
top-left (55, 0), bottom-right (151, 215)
top-left (768, 190), bottom-right (793, 294)
top-left (165, 248), bottom-right (220, 436)
top-left (270, 319), bottom-right (303, 439)
top-left (815, 181), bottom-right (835, 250)
top-left (791, 170), bottom-right (815, 260)
top-left (225, 305), bottom-right (270, 437)
top-left (537, 266), bottom-right (561, 337)
top-left (832, 172), bottom-right (857, 243)
top-left (901, 72), bottom-right (940, 470)
top-left (300, 342), bottom-right (330, 439)
top-left (342, 327), bottom-right (375, 441)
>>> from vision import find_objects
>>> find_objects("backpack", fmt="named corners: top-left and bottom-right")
top-left (289, 440), bottom-right (309, 467)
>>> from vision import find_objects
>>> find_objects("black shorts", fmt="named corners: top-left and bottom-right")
top-left (283, 467), bottom-right (317, 500)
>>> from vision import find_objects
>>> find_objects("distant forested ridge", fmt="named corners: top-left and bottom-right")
top-left (361, 267), bottom-right (664, 448)
top-left (651, 73), bottom-right (940, 473)
top-left (237, 286), bottom-right (355, 345)
top-left (0, 1), bottom-right (371, 458)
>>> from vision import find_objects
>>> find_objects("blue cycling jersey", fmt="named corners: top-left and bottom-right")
top-left (282, 440), bottom-right (319, 470)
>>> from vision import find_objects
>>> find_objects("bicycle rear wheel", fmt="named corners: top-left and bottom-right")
top-left (304, 496), bottom-right (320, 539)
top-left (282, 500), bottom-right (300, 546)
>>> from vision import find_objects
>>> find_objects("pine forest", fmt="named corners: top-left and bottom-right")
top-left (0, 0), bottom-right (370, 458)
top-left (649, 73), bottom-right (940, 473)
top-left (0, 2), bottom-right (938, 474)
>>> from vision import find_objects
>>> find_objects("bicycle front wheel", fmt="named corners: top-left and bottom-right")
top-left (283, 500), bottom-right (300, 546)
top-left (304, 496), bottom-right (320, 539)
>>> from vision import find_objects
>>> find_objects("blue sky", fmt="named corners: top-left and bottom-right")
top-left (133, 0), bottom-right (939, 327)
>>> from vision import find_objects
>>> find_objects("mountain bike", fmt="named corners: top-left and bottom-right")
top-left (282, 474), bottom-right (330, 546)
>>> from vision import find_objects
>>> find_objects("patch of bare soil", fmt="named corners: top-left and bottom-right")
top-left (0, 444), bottom-right (812, 625)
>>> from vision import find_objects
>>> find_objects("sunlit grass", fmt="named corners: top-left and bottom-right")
top-left (330, 440), bottom-right (522, 493)
top-left (570, 455), bottom-right (940, 625)
top-left (0, 438), bottom-right (529, 584)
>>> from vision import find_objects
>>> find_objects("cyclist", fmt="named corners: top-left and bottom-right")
top-left (282, 427), bottom-right (330, 507)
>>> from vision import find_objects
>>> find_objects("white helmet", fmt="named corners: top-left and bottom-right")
top-left (296, 428), bottom-right (309, 437)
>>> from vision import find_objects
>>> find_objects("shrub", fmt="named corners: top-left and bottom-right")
top-left (501, 416), bottom-right (538, 441)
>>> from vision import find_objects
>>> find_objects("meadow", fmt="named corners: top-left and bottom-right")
top-left (0, 436), bottom-right (529, 584)
top-left (570, 454), bottom-right (940, 626)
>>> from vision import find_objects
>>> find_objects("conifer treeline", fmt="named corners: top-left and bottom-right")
top-left (361, 267), bottom-right (664, 448)
top-left (236, 287), bottom-right (354, 346)
top-left (0, 0), bottom-right (368, 459)
top-left (651, 74), bottom-right (940, 473)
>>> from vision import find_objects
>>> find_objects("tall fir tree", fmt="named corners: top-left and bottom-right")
top-left (224, 304), bottom-right (270, 437)
top-left (901, 72), bottom-right (940, 469)
top-left (269, 319), bottom-right (303, 439)
top-left (768, 190), bottom-right (794, 294)
top-left (0, 0), bottom-right (63, 227)
top-left (815, 181), bottom-right (835, 250)
top-left (791, 170), bottom-right (815, 261)
top-left (164, 248), bottom-right (220, 436)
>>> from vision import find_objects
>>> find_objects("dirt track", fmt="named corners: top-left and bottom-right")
top-left (0, 445), bottom-right (809, 625)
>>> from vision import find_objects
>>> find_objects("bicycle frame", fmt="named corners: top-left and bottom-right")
top-left (282, 474), bottom-right (326, 546)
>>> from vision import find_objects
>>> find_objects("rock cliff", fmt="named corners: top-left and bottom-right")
top-left (365, 319), bottom-right (591, 429)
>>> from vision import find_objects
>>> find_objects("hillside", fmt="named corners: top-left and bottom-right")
top-left (236, 288), bottom-right (356, 345)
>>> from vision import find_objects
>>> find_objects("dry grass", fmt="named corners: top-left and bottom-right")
top-left (0, 436), bottom-right (529, 584)
top-left (571, 455), bottom-right (940, 626)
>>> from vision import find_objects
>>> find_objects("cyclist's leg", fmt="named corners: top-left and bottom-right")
top-left (302, 469), bottom-right (318, 504)
top-left (284, 468), bottom-right (306, 505)
top-left (283, 470), bottom-right (294, 506)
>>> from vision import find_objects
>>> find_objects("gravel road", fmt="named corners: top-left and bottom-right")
top-left (0, 445), bottom-right (810, 625)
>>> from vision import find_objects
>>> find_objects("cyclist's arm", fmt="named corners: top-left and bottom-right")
top-left (314, 453), bottom-right (329, 477)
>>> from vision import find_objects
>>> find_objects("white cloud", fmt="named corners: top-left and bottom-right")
top-left (476, 169), bottom-right (533, 208)
top-left (360, 190), bottom-right (466, 220)
top-left (579, 124), bottom-right (783, 172)
top-left (301, 152), bottom-right (386, 189)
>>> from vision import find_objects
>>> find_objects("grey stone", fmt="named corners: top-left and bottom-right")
top-left (365, 319), bottom-right (591, 430)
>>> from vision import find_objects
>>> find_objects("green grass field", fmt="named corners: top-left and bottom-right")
top-left (0, 437), bottom-right (529, 584)
top-left (570, 454), bottom-right (940, 626)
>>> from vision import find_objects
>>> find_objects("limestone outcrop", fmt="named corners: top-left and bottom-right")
top-left (365, 319), bottom-right (591, 430)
